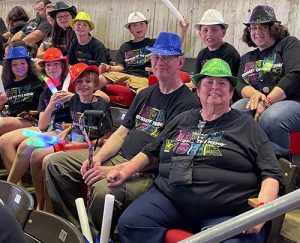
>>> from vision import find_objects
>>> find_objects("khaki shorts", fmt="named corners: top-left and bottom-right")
top-left (102, 71), bottom-right (149, 90)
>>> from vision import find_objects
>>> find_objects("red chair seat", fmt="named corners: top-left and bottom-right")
top-left (148, 71), bottom-right (191, 86)
top-left (290, 132), bottom-right (300, 155)
top-left (103, 84), bottom-right (135, 108)
top-left (164, 229), bottom-right (193, 243)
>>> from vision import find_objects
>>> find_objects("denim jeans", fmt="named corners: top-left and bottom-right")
top-left (232, 99), bottom-right (300, 156)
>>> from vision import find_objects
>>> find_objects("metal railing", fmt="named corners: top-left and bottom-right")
top-left (180, 189), bottom-right (300, 243)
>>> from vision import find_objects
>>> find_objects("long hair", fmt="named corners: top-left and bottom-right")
top-left (39, 60), bottom-right (69, 87)
top-left (242, 22), bottom-right (290, 47)
top-left (6, 6), bottom-right (29, 25)
top-left (1, 59), bottom-right (40, 88)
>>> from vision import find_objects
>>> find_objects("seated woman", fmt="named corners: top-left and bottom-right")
top-left (107, 58), bottom-right (283, 243)
top-left (232, 5), bottom-right (300, 157)
top-left (0, 47), bottom-right (72, 181)
top-left (0, 46), bottom-right (43, 135)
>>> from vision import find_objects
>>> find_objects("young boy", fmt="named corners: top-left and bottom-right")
top-left (99, 11), bottom-right (188, 91)
top-left (68, 12), bottom-right (110, 66)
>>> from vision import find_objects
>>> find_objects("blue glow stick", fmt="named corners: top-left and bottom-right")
top-left (26, 139), bottom-right (49, 147)
top-left (22, 129), bottom-right (61, 145)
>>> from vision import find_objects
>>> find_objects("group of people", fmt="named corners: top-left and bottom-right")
top-left (0, 2), bottom-right (299, 243)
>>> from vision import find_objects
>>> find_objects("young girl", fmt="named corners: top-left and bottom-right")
top-left (0, 46), bottom-right (43, 135)
top-left (4, 62), bottom-right (112, 211)
top-left (0, 47), bottom-right (72, 180)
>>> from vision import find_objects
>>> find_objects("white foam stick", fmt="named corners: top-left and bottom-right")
top-left (0, 76), bottom-right (4, 93)
top-left (75, 198), bottom-right (93, 243)
top-left (100, 194), bottom-right (115, 243)
top-left (0, 66), bottom-right (4, 93)
top-left (62, 72), bottom-right (71, 91)
top-left (161, 0), bottom-right (185, 23)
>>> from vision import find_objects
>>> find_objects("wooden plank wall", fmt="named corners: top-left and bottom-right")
top-left (0, 0), bottom-right (298, 57)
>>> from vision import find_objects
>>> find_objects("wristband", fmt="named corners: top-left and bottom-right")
top-left (257, 202), bottom-right (265, 207)
top-left (266, 97), bottom-right (273, 105)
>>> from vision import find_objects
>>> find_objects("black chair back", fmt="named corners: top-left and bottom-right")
top-left (0, 180), bottom-right (34, 228)
top-left (24, 210), bottom-right (85, 243)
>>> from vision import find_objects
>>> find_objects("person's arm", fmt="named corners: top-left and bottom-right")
top-left (36, 41), bottom-right (46, 59)
top-left (99, 63), bottom-right (124, 73)
top-left (2, 31), bottom-right (13, 40)
top-left (107, 152), bottom-right (152, 186)
top-left (246, 177), bottom-right (279, 234)
top-left (10, 30), bottom-right (23, 41)
top-left (178, 17), bottom-right (189, 45)
top-left (22, 30), bottom-right (45, 46)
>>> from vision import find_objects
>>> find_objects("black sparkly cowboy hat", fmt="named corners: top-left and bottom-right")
top-left (49, 2), bottom-right (77, 18)
top-left (243, 5), bottom-right (281, 26)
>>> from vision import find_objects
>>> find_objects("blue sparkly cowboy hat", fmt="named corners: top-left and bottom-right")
top-left (5, 46), bottom-right (31, 60)
top-left (146, 32), bottom-right (184, 56)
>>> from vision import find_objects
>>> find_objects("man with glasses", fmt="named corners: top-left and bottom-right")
top-left (10, 0), bottom-right (52, 48)
top-left (45, 32), bottom-right (199, 239)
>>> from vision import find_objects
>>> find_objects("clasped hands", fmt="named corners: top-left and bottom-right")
top-left (246, 90), bottom-right (269, 121)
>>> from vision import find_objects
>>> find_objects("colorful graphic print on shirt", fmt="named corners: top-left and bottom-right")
top-left (241, 54), bottom-right (283, 94)
top-left (134, 104), bottom-right (166, 137)
top-left (124, 47), bottom-right (151, 66)
top-left (6, 85), bottom-right (35, 104)
top-left (164, 129), bottom-right (226, 157)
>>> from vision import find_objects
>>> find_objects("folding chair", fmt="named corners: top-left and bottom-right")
top-left (0, 180), bottom-right (34, 228)
top-left (24, 210), bottom-right (85, 243)
top-left (110, 106), bottom-right (128, 130)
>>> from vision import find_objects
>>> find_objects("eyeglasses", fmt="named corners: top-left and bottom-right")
top-left (56, 13), bottom-right (71, 20)
top-left (248, 25), bottom-right (269, 32)
top-left (35, 7), bottom-right (45, 12)
top-left (150, 54), bottom-right (179, 63)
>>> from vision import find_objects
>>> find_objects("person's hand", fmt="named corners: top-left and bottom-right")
top-left (107, 169), bottom-right (127, 186)
top-left (246, 90), bottom-right (266, 110)
top-left (254, 101), bottom-right (267, 121)
top-left (80, 157), bottom-right (99, 176)
top-left (99, 63), bottom-right (111, 74)
top-left (82, 165), bottom-right (113, 186)
top-left (179, 17), bottom-right (189, 32)
top-left (0, 93), bottom-right (8, 107)
top-left (245, 222), bottom-right (265, 234)
top-left (55, 90), bottom-right (73, 103)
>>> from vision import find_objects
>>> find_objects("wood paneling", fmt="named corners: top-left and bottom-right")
top-left (0, 0), bottom-right (298, 57)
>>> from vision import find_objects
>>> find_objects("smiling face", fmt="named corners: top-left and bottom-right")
top-left (56, 11), bottom-right (72, 30)
top-left (197, 77), bottom-right (233, 107)
top-left (249, 23), bottom-right (276, 50)
top-left (74, 72), bottom-right (97, 101)
top-left (129, 21), bottom-right (148, 40)
top-left (73, 20), bottom-right (91, 37)
top-left (199, 25), bottom-right (226, 51)
top-left (150, 54), bottom-right (184, 80)
top-left (45, 61), bottom-right (63, 84)
top-left (11, 59), bottom-right (29, 80)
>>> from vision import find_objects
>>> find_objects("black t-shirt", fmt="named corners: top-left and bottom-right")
top-left (143, 108), bottom-right (283, 219)
top-left (120, 84), bottom-right (199, 160)
top-left (116, 38), bottom-right (156, 77)
top-left (68, 37), bottom-right (109, 66)
top-left (37, 85), bottom-right (72, 129)
top-left (236, 36), bottom-right (300, 101)
top-left (5, 75), bottom-right (43, 117)
top-left (194, 42), bottom-right (240, 76)
top-left (21, 18), bottom-right (51, 46)
top-left (54, 28), bottom-right (76, 56)
top-left (69, 94), bottom-right (112, 139)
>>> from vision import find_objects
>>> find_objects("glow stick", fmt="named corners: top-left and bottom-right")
top-left (161, 0), bottom-right (185, 23)
top-left (62, 72), bottom-right (71, 91)
top-left (100, 194), bottom-right (115, 243)
top-left (26, 139), bottom-right (49, 147)
top-left (40, 74), bottom-right (58, 94)
top-left (22, 129), bottom-right (61, 145)
top-left (75, 198), bottom-right (93, 243)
